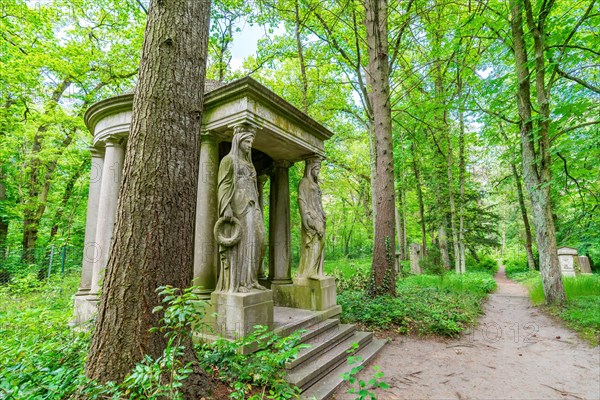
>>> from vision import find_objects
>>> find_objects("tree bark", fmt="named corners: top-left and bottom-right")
top-left (458, 71), bottom-right (466, 273)
top-left (412, 144), bottom-right (427, 257)
top-left (509, 0), bottom-right (565, 304)
top-left (294, 0), bottom-right (309, 113)
top-left (511, 162), bottom-right (536, 270)
top-left (364, 0), bottom-right (396, 296)
top-left (438, 222), bottom-right (451, 270)
top-left (85, 0), bottom-right (213, 395)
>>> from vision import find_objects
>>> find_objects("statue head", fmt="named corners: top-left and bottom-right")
top-left (231, 125), bottom-right (256, 162)
top-left (304, 156), bottom-right (323, 182)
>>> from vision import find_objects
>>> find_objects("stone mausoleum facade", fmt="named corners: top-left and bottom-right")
top-left (74, 77), bottom-right (337, 330)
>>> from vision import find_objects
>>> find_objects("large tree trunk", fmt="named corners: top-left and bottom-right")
top-left (85, 0), bottom-right (213, 395)
top-left (509, 0), bottom-right (565, 304)
top-left (365, 0), bottom-right (396, 297)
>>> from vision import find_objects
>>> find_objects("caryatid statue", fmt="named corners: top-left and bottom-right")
top-left (214, 125), bottom-right (267, 293)
top-left (297, 156), bottom-right (326, 278)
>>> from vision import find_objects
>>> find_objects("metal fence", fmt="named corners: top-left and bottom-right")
top-left (0, 245), bottom-right (82, 284)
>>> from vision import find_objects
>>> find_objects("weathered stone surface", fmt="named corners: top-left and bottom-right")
top-left (409, 243), bottom-right (423, 274)
top-left (273, 276), bottom-right (337, 311)
top-left (297, 157), bottom-right (326, 279)
top-left (578, 256), bottom-right (592, 274)
top-left (211, 289), bottom-right (274, 339)
top-left (214, 126), bottom-right (266, 293)
top-left (557, 247), bottom-right (578, 277)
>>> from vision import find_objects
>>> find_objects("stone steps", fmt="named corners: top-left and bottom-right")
top-left (287, 322), bottom-right (356, 369)
top-left (300, 338), bottom-right (387, 400)
top-left (283, 312), bottom-right (385, 399)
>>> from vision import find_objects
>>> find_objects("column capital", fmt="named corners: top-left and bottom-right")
top-left (274, 160), bottom-right (293, 169)
top-left (104, 138), bottom-right (124, 148)
top-left (89, 147), bottom-right (105, 158)
top-left (200, 131), bottom-right (218, 143)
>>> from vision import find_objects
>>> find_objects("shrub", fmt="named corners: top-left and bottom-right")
top-left (331, 267), bottom-right (369, 292)
top-left (468, 255), bottom-right (498, 274)
top-left (198, 326), bottom-right (304, 399)
top-left (338, 273), bottom-right (495, 336)
top-left (419, 246), bottom-right (446, 275)
top-left (504, 255), bottom-right (531, 279)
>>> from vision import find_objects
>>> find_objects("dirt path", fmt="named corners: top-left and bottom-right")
top-left (334, 268), bottom-right (600, 400)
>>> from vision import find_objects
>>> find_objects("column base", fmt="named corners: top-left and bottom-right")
top-left (70, 292), bottom-right (99, 327)
top-left (211, 289), bottom-right (274, 339)
top-left (272, 276), bottom-right (337, 311)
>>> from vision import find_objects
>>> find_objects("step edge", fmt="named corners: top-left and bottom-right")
top-left (300, 338), bottom-right (387, 400)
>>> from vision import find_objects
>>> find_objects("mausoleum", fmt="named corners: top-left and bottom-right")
top-left (73, 77), bottom-right (384, 398)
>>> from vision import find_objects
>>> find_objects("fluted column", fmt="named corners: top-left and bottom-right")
top-left (90, 139), bottom-right (125, 294)
top-left (257, 174), bottom-right (268, 281)
top-left (193, 133), bottom-right (219, 299)
top-left (76, 147), bottom-right (105, 296)
top-left (269, 160), bottom-right (293, 285)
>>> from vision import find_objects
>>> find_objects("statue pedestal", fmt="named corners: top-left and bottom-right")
top-left (273, 276), bottom-right (336, 311)
top-left (211, 290), bottom-right (274, 339)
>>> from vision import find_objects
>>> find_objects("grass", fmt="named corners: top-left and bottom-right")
top-left (522, 273), bottom-right (600, 345)
top-left (324, 256), bottom-right (371, 278)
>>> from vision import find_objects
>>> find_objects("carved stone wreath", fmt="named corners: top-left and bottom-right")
top-left (214, 216), bottom-right (242, 247)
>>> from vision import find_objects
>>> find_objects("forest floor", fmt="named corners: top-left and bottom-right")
top-left (334, 267), bottom-right (600, 400)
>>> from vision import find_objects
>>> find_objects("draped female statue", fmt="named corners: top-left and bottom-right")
top-left (297, 156), bottom-right (326, 278)
top-left (214, 126), bottom-right (266, 293)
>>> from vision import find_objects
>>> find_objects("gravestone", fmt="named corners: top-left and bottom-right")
top-left (578, 256), bottom-right (592, 274)
top-left (557, 247), bottom-right (578, 277)
top-left (409, 243), bottom-right (423, 275)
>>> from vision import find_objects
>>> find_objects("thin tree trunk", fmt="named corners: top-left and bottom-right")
top-left (412, 144), bottom-right (427, 256)
top-left (439, 222), bottom-right (451, 270)
top-left (85, 0), bottom-right (213, 395)
top-left (510, 0), bottom-right (565, 304)
top-left (511, 162), bottom-right (536, 270)
top-left (458, 71), bottom-right (466, 273)
top-left (365, 0), bottom-right (396, 296)
top-left (396, 141), bottom-right (407, 260)
top-left (0, 178), bottom-right (7, 250)
top-left (294, 0), bottom-right (308, 113)
top-left (49, 160), bottom-right (85, 241)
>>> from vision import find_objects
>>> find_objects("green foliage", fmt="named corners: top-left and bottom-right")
top-left (503, 255), bottom-right (534, 280)
top-left (467, 255), bottom-right (498, 274)
top-left (198, 325), bottom-right (305, 399)
top-left (342, 343), bottom-right (389, 400)
top-left (0, 273), bottom-right (88, 399)
top-left (418, 246), bottom-right (446, 275)
top-left (338, 273), bottom-right (495, 336)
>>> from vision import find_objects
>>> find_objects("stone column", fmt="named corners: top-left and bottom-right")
top-left (269, 160), bottom-right (293, 285)
top-left (257, 174), bottom-right (268, 281)
top-left (193, 133), bottom-right (219, 299)
top-left (77, 147), bottom-right (105, 295)
top-left (90, 139), bottom-right (125, 294)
